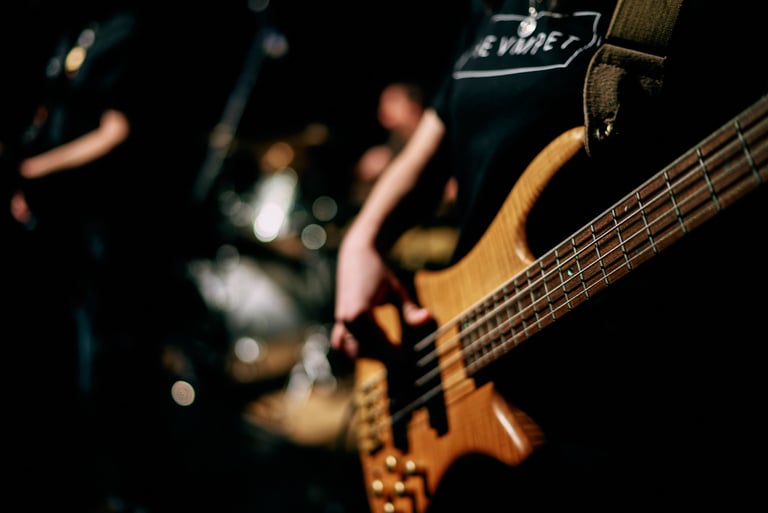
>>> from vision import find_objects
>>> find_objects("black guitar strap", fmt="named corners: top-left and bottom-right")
top-left (583, 0), bottom-right (685, 157)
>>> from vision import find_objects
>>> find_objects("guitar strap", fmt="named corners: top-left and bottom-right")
top-left (583, 0), bottom-right (685, 157)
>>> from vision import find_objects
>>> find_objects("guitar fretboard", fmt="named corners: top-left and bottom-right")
top-left (456, 96), bottom-right (768, 375)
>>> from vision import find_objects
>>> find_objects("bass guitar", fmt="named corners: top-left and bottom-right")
top-left (352, 94), bottom-right (768, 513)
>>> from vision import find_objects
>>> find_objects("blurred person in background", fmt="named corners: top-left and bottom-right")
top-left (3, 2), bottom-right (169, 511)
top-left (350, 81), bottom-right (428, 207)
top-left (348, 81), bottom-right (459, 270)
top-left (0, 2), bottom-right (235, 511)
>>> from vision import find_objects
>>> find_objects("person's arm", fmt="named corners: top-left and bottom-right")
top-left (9, 109), bottom-right (130, 225)
top-left (331, 108), bottom-right (445, 358)
top-left (18, 109), bottom-right (130, 179)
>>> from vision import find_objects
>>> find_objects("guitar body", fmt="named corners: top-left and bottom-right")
top-left (353, 128), bottom-right (587, 513)
top-left (352, 93), bottom-right (768, 512)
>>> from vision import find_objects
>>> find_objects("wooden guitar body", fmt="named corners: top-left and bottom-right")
top-left (352, 96), bottom-right (768, 513)
top-left (353, 128), bottom-right (586, 513)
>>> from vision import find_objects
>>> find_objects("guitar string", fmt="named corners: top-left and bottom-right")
top-left (403, 117), bottom-right (767, 411)
top-left (363, 102), bottom-right (767, 431)
top-left (416, 115), bottom-right (767, 370)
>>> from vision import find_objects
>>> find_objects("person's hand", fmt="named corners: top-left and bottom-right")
top-left (10, 190), bottom-right (33, 225)
top-left (331, 234), bottom-right (432, 359)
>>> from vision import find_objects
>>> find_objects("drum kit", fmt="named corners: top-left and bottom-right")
top-left (186, 128), bottom-right (356, 449)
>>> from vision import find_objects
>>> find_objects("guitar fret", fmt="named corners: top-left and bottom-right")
top-left (554, 248), bottom-right (575, 311)
top-left (503, 284), bottom-right (523, 348)
top-left (501, 284), bottom-right (525, 352)
top-left (519, 270), bottom-right (544, 338)
top-left (658, 149), bottom-right (720, 237)
top-left (463, 288), bottom-right (509, 371)
top-left (699, 116), bottom-right (768, 210)
top-left (662, 170), bottom-right (688, 235)
top-left (696, 147), bottom-right (722, 211)
top-left (611, 207), bottom-right (633, 271)
top-left (488, 290), bottom-right (505, 360)
top-left (634, 191), bottom-right (658, 256)
top-left (736, 120), bottom-right (762, 183)
top-left (478, 296), bottom-right (492, 362)
top-left (539, 259), bottom-right (558, 322)
top-left (552, 243), bottom-right (585, 311)
top-left (513, 278), bottom-right (532, 340)
top-left (636, 172), bottom-right (685, 255)
top-left (590, 213), bottom-right (626, 292)
top-left (570, 236), bottom-right (590, 299)
top-left (482, 294), bottom-right (497, 366)
top-left (526, 268), bottom-right (544, 330)
top-left (569, 219), bottom-right (613, 301)
top-left (497, 288), bottom-right (512, 353)
top-left (462, 304), bottom-right (484, 367)
top-left (590, 222), bottom-right (610, 286)
top-left (573, 229), bottom-right (610, 298)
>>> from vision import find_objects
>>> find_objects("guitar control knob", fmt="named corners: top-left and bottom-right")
top-left (403, 460), bottom-right (418, 476)
top-left (371, 479), bottom-right (384, 497)
top-left (383, 502), bottom-right (396, 513)
top-left (394, 479), bottom-right (421, 498)
top-left (385, 454), bottom-right (398, 472)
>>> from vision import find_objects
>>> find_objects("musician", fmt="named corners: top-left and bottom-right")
top-left (332, 1), bottom-right (767, 510)
top-left (2, 2), bottom-right (220, 510)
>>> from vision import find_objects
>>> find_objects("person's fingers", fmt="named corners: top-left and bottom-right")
top-left (332, 304), bottom-right (431, 361)
top-left (330, 321), bottom-right (343, 350)
top-left (331, 321), bottom-right (359, 359)
top-left (386, 272), bottom-right (433, 327)
top-left (402, 300), bottom-right (432, 325)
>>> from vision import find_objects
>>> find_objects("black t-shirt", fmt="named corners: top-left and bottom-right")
top-left (433, 0), bottom-right (616, 260)
top-left (432, 0), bottom-right (767, 259)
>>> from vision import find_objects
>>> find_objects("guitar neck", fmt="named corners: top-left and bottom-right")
top-left (459, 95), bottom-right (768, 374)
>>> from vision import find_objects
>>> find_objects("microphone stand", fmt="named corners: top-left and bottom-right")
top-left (191, 10), bottom-right (287, 205)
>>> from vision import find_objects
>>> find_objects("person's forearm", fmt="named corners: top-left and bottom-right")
top-left (19, 109), bottom-right (130, 179)
top-left (346, 109), bottom-right (445, 252)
